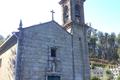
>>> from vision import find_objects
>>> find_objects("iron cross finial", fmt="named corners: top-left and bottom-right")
top-left (51, 10), bottom-right (55, 20)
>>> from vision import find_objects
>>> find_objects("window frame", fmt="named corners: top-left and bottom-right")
top-left (51, 48), bottom-right (57, 57)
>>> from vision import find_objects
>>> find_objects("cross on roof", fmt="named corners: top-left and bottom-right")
top-left (51, 10), bottom-right (55, 20)
top-left (18, 19), bottom-right (23, 30)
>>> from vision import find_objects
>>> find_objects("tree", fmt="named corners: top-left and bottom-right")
top-left (117, 33), bottom-right (120, 46)
top-left (88, 29), bottom-right (98, 58)
top-left (108, 33), bottom-right (119, 62)
top-left (116, 33), bottom-right (120, 59)
top-left (97, 32), bottom-right (107, 59)
top-left (87, 28), bottom-right (120, 62)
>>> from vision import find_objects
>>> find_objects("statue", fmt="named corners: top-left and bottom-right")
top-left (48, 60), bottom-right (56, 72)
top-left (51, 61), bottom-right (56, 72)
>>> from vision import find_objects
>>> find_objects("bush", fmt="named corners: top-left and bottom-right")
top-left (117, 75), bottom-right (120, 80)
top-left (91, 76), bottom-right (101, 80)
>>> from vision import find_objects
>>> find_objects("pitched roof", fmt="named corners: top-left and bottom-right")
top-left (0, 20), bottom-right (71, 55)
top-left (0, 35), bottom-right (17, 55)
top-left (23, 20), bottom-right (71, 35)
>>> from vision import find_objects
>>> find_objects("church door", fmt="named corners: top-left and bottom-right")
top-left (48, 76), bottom-right (60, 80)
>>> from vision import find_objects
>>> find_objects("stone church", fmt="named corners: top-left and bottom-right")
top-left (0, 0), bottom-right (90, 80)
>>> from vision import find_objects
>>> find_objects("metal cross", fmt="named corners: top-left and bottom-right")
top-left (51, 10), bottom-right (55, 20)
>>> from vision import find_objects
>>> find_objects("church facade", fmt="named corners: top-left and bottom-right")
top-left (0, 0), bottom-right (90, 80)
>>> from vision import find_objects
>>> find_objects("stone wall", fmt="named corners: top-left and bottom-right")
top-left (0, 45), bottom-right (16, 80)
top-left (17, 21), bottom-right (74, 80)
top-left (72, 23), bottom-right (90, 80)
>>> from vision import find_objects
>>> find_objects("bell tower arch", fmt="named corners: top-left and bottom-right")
top-left (59, 0), bottom-right (86, 30)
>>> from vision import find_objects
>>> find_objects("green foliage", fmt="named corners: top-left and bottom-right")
top-left (91, 63), bottom-right (105, 68)
top-left (106, 70), bottom-right (111, 75)
top-left (117, 33), bottom-right (120, 58)
top-left (91, 64), bottom-right (95, 69)
top-left (91, 76), bottom-right (101, 80)
top-left (117, 75), bottom-right (120, 80)
top-left (117, 33), bottom-right (120, 46)
top-left (105, 69), bottom-right (113, 80)
top-left (88, 30), bottom-right (120, 63)
top-left (118, 48), bottom-right (120, 57)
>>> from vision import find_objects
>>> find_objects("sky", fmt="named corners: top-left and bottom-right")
top-left (0, 0), bottom-right (120, 38)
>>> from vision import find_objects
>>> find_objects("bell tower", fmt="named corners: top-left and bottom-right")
top-left (59, 0), bottom-right (85, 30)
top-left (60, 0), bottom-right (90, 80)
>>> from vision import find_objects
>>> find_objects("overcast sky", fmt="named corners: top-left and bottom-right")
top-left (0, 0), bottom-right (120, 37)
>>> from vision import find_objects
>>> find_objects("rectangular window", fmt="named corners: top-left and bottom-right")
top-left (51, 48), bottom-right (56, 57)
top-left (48, 76), bottom-right (60, 80)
